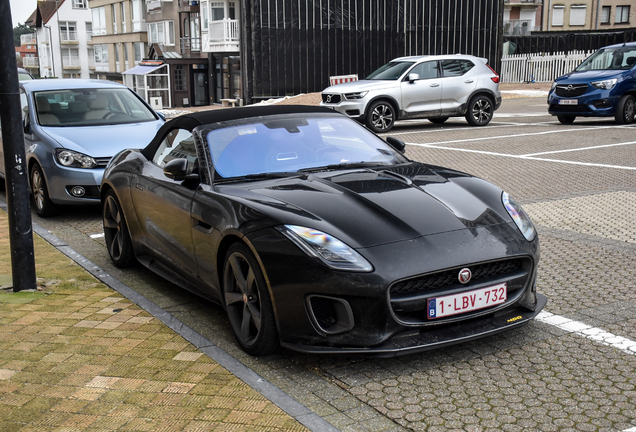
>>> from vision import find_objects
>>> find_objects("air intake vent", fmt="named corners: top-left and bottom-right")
top-left (307, 295), bottom-right (355, 335)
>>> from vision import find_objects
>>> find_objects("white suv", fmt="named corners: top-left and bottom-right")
top-left (320, 54), bottom-right (502, 133)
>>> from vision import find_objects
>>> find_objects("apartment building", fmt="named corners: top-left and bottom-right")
top-left (504, 0), bottom-right (544, 35)
top-left (87, 0), bottom-right (149, 80)
top-left (16, 33), bottom-right (39, 77)
top-left (543, 0), bottom-right (634, 31)
top-left (25, 0), bottom-right (93, 79)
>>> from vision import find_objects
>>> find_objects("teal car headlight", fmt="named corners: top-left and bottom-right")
top-left (54, 149), bottom-right (97, 169)
top-left (502, 192), bottom-right (536, 241)
top-left (278, 225), bottom-right (373, 272)
top-left (591, 78), bottom-right (617, 90)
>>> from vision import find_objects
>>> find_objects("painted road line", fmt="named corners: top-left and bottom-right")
top-left (90, 233), bottom-right (105, 239)
top-left (406, 142), bottom-right (636, 171)
top-left (522, 140), bottom-right (636, 157)
top-left (622, 427), bottom-right (636, 431)
top-left (536, 311), bottom-right (636, 356)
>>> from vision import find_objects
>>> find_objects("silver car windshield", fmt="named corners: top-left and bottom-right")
top-left (576, 47), bottom-right (636, 71)
top-left (205, 115), bottom-right (408, 179)
top-left (34, 88), bottom-right (157, 127)
top-left (366, 61), bottom-right (415, 80)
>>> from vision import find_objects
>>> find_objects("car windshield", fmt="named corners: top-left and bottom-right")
top-left (576, 47), bottom-right (636, 71)
top-left (366, 61), bottom-right (415, 80)
top-left (203, 114), bottom-right (408, 179)
top-left (18, 72), bottom-right (33, 81)
top-left (33, 88), bottom-right (157, 127)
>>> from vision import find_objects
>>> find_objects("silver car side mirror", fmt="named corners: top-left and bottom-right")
top-left (408, 73), bottom-right (420, 83)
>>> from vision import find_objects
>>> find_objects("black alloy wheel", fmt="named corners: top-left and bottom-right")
top-left (102, 191), bottom-right (136, 268)
top-left (223, 243), bottom-right (278, 356)
top-left (557, 114), bottom-right (576, 125)
top-left (366, 100), bottom-right (396, 133)
top-left (30, 163), bottom-right (58, 217)
top-left (429, 117), bottom-right (449, 124)
top-left (615, 94), bottom-right (635, 125)
top-left (465, 95), bottom-right (494, 126)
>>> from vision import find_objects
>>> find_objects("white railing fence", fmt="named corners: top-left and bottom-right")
top-left (501, 50), bottom-right (594, 83)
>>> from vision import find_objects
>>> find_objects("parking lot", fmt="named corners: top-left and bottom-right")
top-left (6, 97), bottom-right (636, 432)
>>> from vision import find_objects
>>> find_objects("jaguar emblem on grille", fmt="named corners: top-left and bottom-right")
top-left (326, 95), bottom-right (333, 103)
top-left (458, 268), bottom-right (472, 284)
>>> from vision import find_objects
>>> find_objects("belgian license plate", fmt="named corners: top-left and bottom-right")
top-left (427, 283), bottom-right (507, 319)
top-left (558, 99), bottom-right (578, 105)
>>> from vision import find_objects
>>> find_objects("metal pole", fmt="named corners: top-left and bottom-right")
top-left (0, 0), bottom-right (37, 292)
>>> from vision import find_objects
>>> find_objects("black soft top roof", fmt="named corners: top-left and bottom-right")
top-left (141, 105), bottom-right (336, 160)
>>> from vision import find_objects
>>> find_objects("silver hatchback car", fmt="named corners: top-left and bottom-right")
top-left (321, 54), bottom-right (502, 133)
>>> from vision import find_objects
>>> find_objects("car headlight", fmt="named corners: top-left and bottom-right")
top-left (54, 149), bottom-right (97, 169)
top-left (502, 192), bottom-right (536, 242)
top-left (343, 91), bottom-right (368, 100)
top-left (591, 78), bottom-right (617, 90)
top-left (551, 81), bottom-right (557, 90)
top-left (278, 225), bottom-right (373, 272)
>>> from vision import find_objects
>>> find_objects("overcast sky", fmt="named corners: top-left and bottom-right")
top-left (10, 0), bottom-right (38, 27)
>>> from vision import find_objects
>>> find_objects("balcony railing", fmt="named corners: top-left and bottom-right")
top-left (22, 57), bottom-right (39, 67)
top-left (504, 0), bottom-right (541, 4)
top-left (181, 37), bottom-right (201, 53)
top-left (62, 56), bottom-right (81, 68)
top-left (504, 19), bottom-right (538, 36)
top-left (60, 31), bottom-right (79, 43)
top-left (209, 18), bottom-right (239, 42)
top-left (21, 34), bottom-right (36, 45)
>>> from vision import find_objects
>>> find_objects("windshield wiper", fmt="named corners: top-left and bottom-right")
top-left (299, 161), bottom-right (389, 173)
top-left (235, 172), bottom-right (306, 180)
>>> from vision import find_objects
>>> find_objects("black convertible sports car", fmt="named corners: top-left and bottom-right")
top-left (101, 105), bottom-right (546, 356)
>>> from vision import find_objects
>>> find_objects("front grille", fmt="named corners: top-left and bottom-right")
top-left (391, 259), bottom-right (523, 295)
top-left (310, 297), bottom-right (338, 330)
top-left (549, 104), bottom-right (591, 113)
top-left (555, 85), bottom-right (588, 97)
top-left (322, 93), bottom-right (341, 104)
top-left (94, 157), bottom-right (112, 168)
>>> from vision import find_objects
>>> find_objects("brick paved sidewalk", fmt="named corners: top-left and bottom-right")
top-left (0, 212), bottom-right (309, 432)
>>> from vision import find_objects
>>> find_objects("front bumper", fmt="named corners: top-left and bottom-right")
top-left (548, 87), bottom-right (619, 117)
top-left (41, 162), bottom-right (104, 205)
top-left (249, 223), bottom-right (543, 356)
top-left (320, 99), bottom-right (367, 119)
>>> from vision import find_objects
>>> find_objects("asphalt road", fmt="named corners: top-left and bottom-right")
top-left (5, 97), bottom-right (636, 432)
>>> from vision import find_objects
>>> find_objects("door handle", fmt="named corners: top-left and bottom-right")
top-left (192, 217), bottom-right (214, 234)
top-left (430, 83), bottom-right (440, 87)
top-left (464, 80), bottom-right (474, 84)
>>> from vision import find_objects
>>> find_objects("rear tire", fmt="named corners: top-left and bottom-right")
top-left (557, 115), bottom-right (576, 125)
top-left (30, 163), bottom-right (59, 217)
top-left (465, 95), bottom-right (494, 126)
top-left (223, 243), bottom-right (278, 356)
top-left (615, 95), bottom-right (635, 125)
top-left (428, 117), bottom-right (449, 124)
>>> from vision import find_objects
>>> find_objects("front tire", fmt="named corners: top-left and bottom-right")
top-left (30, 163), bottom-right (58, 217)
top-left (366, 100), bottom-right (396, 133)
top-left (103, 191), bottom-right (136, 268)
top-left (615, 95), bottom-right (635, 125)
top-left (465, 95), bottom-right (494, 126)
top-left (223, 243), bottom-right (278, 356)
top-left (557, 114), bottom-right (576, 125)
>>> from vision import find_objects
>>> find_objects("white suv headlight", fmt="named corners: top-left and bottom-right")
top-left (343, 91), bottom-right (368, 100)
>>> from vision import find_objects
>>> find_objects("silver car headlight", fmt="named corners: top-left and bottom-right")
top-left (278, 225), bottom-right (373, 272)
top-left (343, 91), bottom-right (368, 100)
top-left (502, 192), bottom-right (536, 241)
top-left (54, 149), bottom-right (97, 169)
top-left (591, 78), bottom-right (617, 90)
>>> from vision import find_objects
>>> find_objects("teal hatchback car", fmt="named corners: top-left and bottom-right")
top-left (0, 79), bottom-right (164, 217)
top-left (548, 42), bottom-right (636, 125)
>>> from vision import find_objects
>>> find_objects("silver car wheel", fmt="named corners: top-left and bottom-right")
top-left (31, 169), bottom-right (44, 211)
top-left (366, 101), bottom-right (396, 133)
top-left (472, 99), bottom-right (492, 123)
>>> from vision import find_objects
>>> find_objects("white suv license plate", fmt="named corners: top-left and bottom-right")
top-left (558, 99), bottom-right (578, 105)
top-left (427, 283), bottom-right (507, 319)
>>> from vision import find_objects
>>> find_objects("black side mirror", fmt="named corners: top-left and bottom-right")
top-left (163, 158), bottom-right (199, 181)
top-left (386, 137), bottom-right (406, 154)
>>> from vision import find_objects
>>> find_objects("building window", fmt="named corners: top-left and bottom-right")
top-left (121, 2), bottom-right (127, 33)
top-left (94, 44), bottom-right (109, 65)
top-left (601, 6), bottom-right (611, 24)
top-left (62, 48), bottom-right (80, 68)
top-left (148, 21), bottom-right (174, 45)
top-left (86, 22), bottom-right (93, 41)
top-left (201, 1), bottom-right (209, 30)
top-left (569, 5), bottom-right (586, 26)
top-left (616, 6), bottom-right (630, 24)
top-left (174, 65), bottom-right (186, 91)
top-left (59, 22), bottom-right (77, 42)
top-left (72, 0), bottom-right (86, 9)
top-left (552, 5), bottom-right (565, 26)
top-left (92, 7), bottom-right (107, 35)
top-left (131, 0), bottom-right (148, 32)
top-left (134, 42), bottom-right (145, 62)
top-left (112, 4), bottom-right (118, 34)
top-left (211, 2), bottom-right (224, 20)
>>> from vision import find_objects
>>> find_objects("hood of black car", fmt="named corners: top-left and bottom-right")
top-left (229, 164), bottom-right (510, 248)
